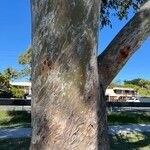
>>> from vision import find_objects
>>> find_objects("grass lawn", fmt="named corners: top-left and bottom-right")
top-left (0, 133), bottom-right (150, 150)
top-left (0, 110), bottom-right (31, 128)
top-left (108, 112), bottom-right (150, 125)
top-left (109, 132), bottom-right (150, 150)
top-left (0, 110), bottom-right (150, 149)
top-left (0, 110), bottom-right (150, 128)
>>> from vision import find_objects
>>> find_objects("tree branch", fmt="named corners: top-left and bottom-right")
top-left (98, 1), bottom-right (150, 89)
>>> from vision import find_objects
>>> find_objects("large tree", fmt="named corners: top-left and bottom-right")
top-left (30, 0), bottom-right (150, 149)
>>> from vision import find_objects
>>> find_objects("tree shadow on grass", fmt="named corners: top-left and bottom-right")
top-left (0, 138), bottom-right (31, 150)
top-left (0, 111), bottom-right (31, 128)
top-left (108, 112), bottom-right (150, 125)
top-left (109, 132), bottom-right (150, 150)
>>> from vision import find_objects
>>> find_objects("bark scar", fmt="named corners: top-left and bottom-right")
top-left (117, 46), bottom-right (131, 64)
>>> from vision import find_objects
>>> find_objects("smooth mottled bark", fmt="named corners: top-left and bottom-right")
top-left (30, 0), bottom-right (108, 150)
top-left (98, 1), bottom-right (150, 88)
top-left (30, 0), bottom-right (150, 149)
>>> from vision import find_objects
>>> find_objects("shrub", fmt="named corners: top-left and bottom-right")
top-left (10, 86), bottom-right (25, 98)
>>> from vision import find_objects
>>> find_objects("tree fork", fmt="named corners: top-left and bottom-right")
top-left (98, 1), bottom-right (150, 88)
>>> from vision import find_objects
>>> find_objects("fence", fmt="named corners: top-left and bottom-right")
top-left (107, 101), bottom-right (150, 112)
top-left (0, 98), bottom-right (31, 111)
top-left (0, 98), bottom-right (150, 106)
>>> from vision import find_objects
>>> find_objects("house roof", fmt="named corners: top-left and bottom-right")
top-left (10, 81), bottom-right (31, 87)
top-left (113, 87), bottom-right (135, 91)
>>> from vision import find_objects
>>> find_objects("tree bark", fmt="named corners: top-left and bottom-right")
top-left (98, 1), bottom-right (150, 89)
top-left (96, 3), bottom-right (150, 147)
top-left (96, 2), bottom-right (150, 149)
top-left (30, 0), bottom-right (109, 150)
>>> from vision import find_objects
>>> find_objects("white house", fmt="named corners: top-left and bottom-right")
top-left (105, 87), bottom-right (138, 102)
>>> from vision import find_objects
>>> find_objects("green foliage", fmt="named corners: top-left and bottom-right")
top-left (0, 74), bottom-right (10, 92)
top-left (122, 83), bottom-right (140, 91)
top-left (1, 47), bottom-right (32, 80)
top-left (18, 47), bottom-right (32, 78)
top-left (123, 79), bottom-right (150, 96)
top-left (10, 86), bottom-right (25, 98)
top-left (100, 0), bottom-right (145, 28)
top-left (138, 89), bottom-right (150, 97)
top-left (109, 132), bottom-right (150, 150)
top-left (0, 110), bottom-right (31, 128)
top-left (124, 78), bottom-right (150, 89)
top-left (0, 72), bottom-right (27, 98)
top-left (0, 74), bottom-right (11, 98)
top-left (18, 47), bottom-right (32, 65)
top-left (2, 67), bottom-right (19, 80)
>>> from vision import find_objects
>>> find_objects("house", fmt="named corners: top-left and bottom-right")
top-left (105, 87), bottom-right (138, 102)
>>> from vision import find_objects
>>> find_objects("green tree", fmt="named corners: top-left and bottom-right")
top-left (2, 47), bottom-right (32, 80)
top-left (30, 0), bottom-right (150, 149)
top-left (138, 89), bottom-right (150, 97)
top-left (0, 74), bottom-right (11, 98)
top-left (18, 47), bottom-right (32, 78)
top-left (10, 86), bottom-right (25, 98)
top-left (123, 83), bottom-right (140, 91)
top-left (2, 67), bottom-right (19, 80)
top-left (124, 79), bottom-right (150, 90)
top-left (123, 79), bottom-right (150, 97)
top-left (19, 47), bottom-right (32, 65)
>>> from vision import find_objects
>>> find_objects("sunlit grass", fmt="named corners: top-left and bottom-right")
top-left (0, 133), bottom-right (150, 150)
top-left (0, 110), bottom-right (31, 128)
top-left (0, 110), bottom-right (150, 128)
top-left (109, 132), bottom-right (150, 150)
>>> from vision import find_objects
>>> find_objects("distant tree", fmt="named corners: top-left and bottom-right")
top-left (0, 74), bottom-right (11, 98)
top-left (2, 67), bottom-right (19, 80)
top-left (124, 79), bottom-right (150, 89)
top-left (138, 88), bottom-right (150, 97)
top-left (19, 46), bottom-right (32, 65)
top-left (2, 47), bottom-right (32, 80)
top-left (18, 47), bottom-right (32, 78)
top-left (123, 83), bottom-right (140, 91)
top-left (10, 86), bottom-right (25, 98)
top-left (123, 79), bottom-right (150, 97)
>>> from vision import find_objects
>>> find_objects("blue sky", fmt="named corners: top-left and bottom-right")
top-left (0, 0), bottom-right (149, 82)
top-left (0, 0), bottom-right (31, 71)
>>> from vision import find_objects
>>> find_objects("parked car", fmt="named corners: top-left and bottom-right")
top-left (126, 98), bottom-right (140, 102)
top-left (26, 94), bottom-right (31, 99)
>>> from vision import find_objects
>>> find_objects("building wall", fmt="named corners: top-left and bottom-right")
top-left (105, 87), bottom-right (137, 102)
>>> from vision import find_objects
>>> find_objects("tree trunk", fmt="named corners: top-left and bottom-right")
top-left (30, 0), bottom-right (109, 149)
